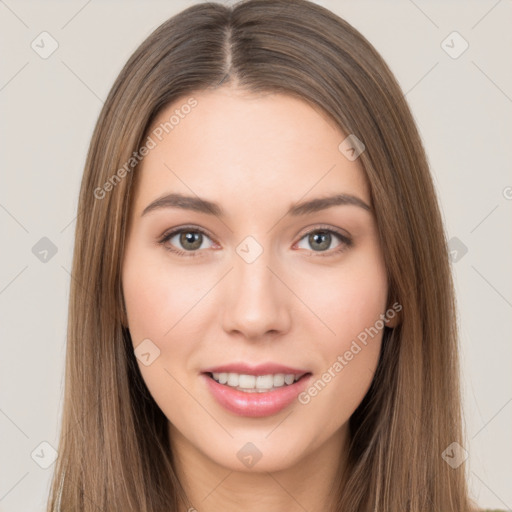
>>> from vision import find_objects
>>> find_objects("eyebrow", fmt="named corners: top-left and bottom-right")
top-left (141, 192), bottom-right (371, 218)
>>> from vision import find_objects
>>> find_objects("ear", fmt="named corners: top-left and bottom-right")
top-left (384, 299), bottom-right (402, 328)
top-left (385, 313), bottom-right (399, 328)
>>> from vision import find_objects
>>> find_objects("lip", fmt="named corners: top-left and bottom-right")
top-left (201, 366), bottom-right (312, 418)
top-left (201, 362), bottom-right (310, 376)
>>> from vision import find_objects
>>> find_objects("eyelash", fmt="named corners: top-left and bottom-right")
top-left (158, 224), bottom-right (353, 258)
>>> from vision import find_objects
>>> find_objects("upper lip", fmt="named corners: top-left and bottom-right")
top-left (202, 362), bottom-right (311, 377)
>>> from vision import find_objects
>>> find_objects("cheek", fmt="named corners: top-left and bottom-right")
top-left (122, 244), bottom-right (221, 396)
top-left (295, 248), bottom-right (388, 348)
top-left (122, 247), bottom-right (210, 422)
top-left (293, 250), bottom-right (388, 423)
top-left (312, 272), bottom-right (386, 376)
top-left (122, 246), bottom-right (210, 344)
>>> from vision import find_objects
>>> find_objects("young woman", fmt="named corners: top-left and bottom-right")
top-left (47, 0), bottom-right (480, 510)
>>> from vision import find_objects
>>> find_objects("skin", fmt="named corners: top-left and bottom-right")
top-left (122, 86), bottom-right (397, 512)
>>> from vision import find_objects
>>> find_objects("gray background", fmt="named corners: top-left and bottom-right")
top-left (1, 0), bottom-right (511, 510)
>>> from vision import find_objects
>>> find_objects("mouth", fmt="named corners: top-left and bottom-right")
top-left (200, 366), bottom-right (313, 417)
top-left (204, 371), bottom-right (311, 393)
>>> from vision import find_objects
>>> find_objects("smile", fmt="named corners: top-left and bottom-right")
top-left (201, 367), bottom-right (312, 417)
top-left (208, 372), bottom-right (307, 392)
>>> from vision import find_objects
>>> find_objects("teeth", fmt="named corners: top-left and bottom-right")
top-left (227, 373), bottom-right (239, 387)
top-left (284, 374), bottom-right (295, 385)
top-left (210, 372), bottom-right (304, 392)
top-left (239, 374), bottom-right (256, 388)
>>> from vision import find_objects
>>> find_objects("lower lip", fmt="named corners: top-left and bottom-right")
top-left (202, 373), bottom-right (312, 417)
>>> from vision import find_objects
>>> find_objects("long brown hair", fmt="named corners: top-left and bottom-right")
top-left (47, 0), bottom-right (478, 510)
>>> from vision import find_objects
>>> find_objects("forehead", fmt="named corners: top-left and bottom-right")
top-left (132, 87), bottom-right (370, 217)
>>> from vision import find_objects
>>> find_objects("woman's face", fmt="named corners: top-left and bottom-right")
top-left (122, 86), bottom-right (395, 474)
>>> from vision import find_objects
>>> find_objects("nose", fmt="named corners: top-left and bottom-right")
top-left (221, 245), bottom-right (292, 341)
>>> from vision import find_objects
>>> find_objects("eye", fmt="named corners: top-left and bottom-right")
top-left (295, 226), bottom-right (352, 257)
top-left (158, 224), bottom-right (352, 258)
top-left (158, 226), bottom-right (216, 257)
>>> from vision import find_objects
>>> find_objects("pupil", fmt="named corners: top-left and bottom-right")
top-left (310, 231), bottom-right (330, 251)
top-left (180, 231), bottom-right (202, 250)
